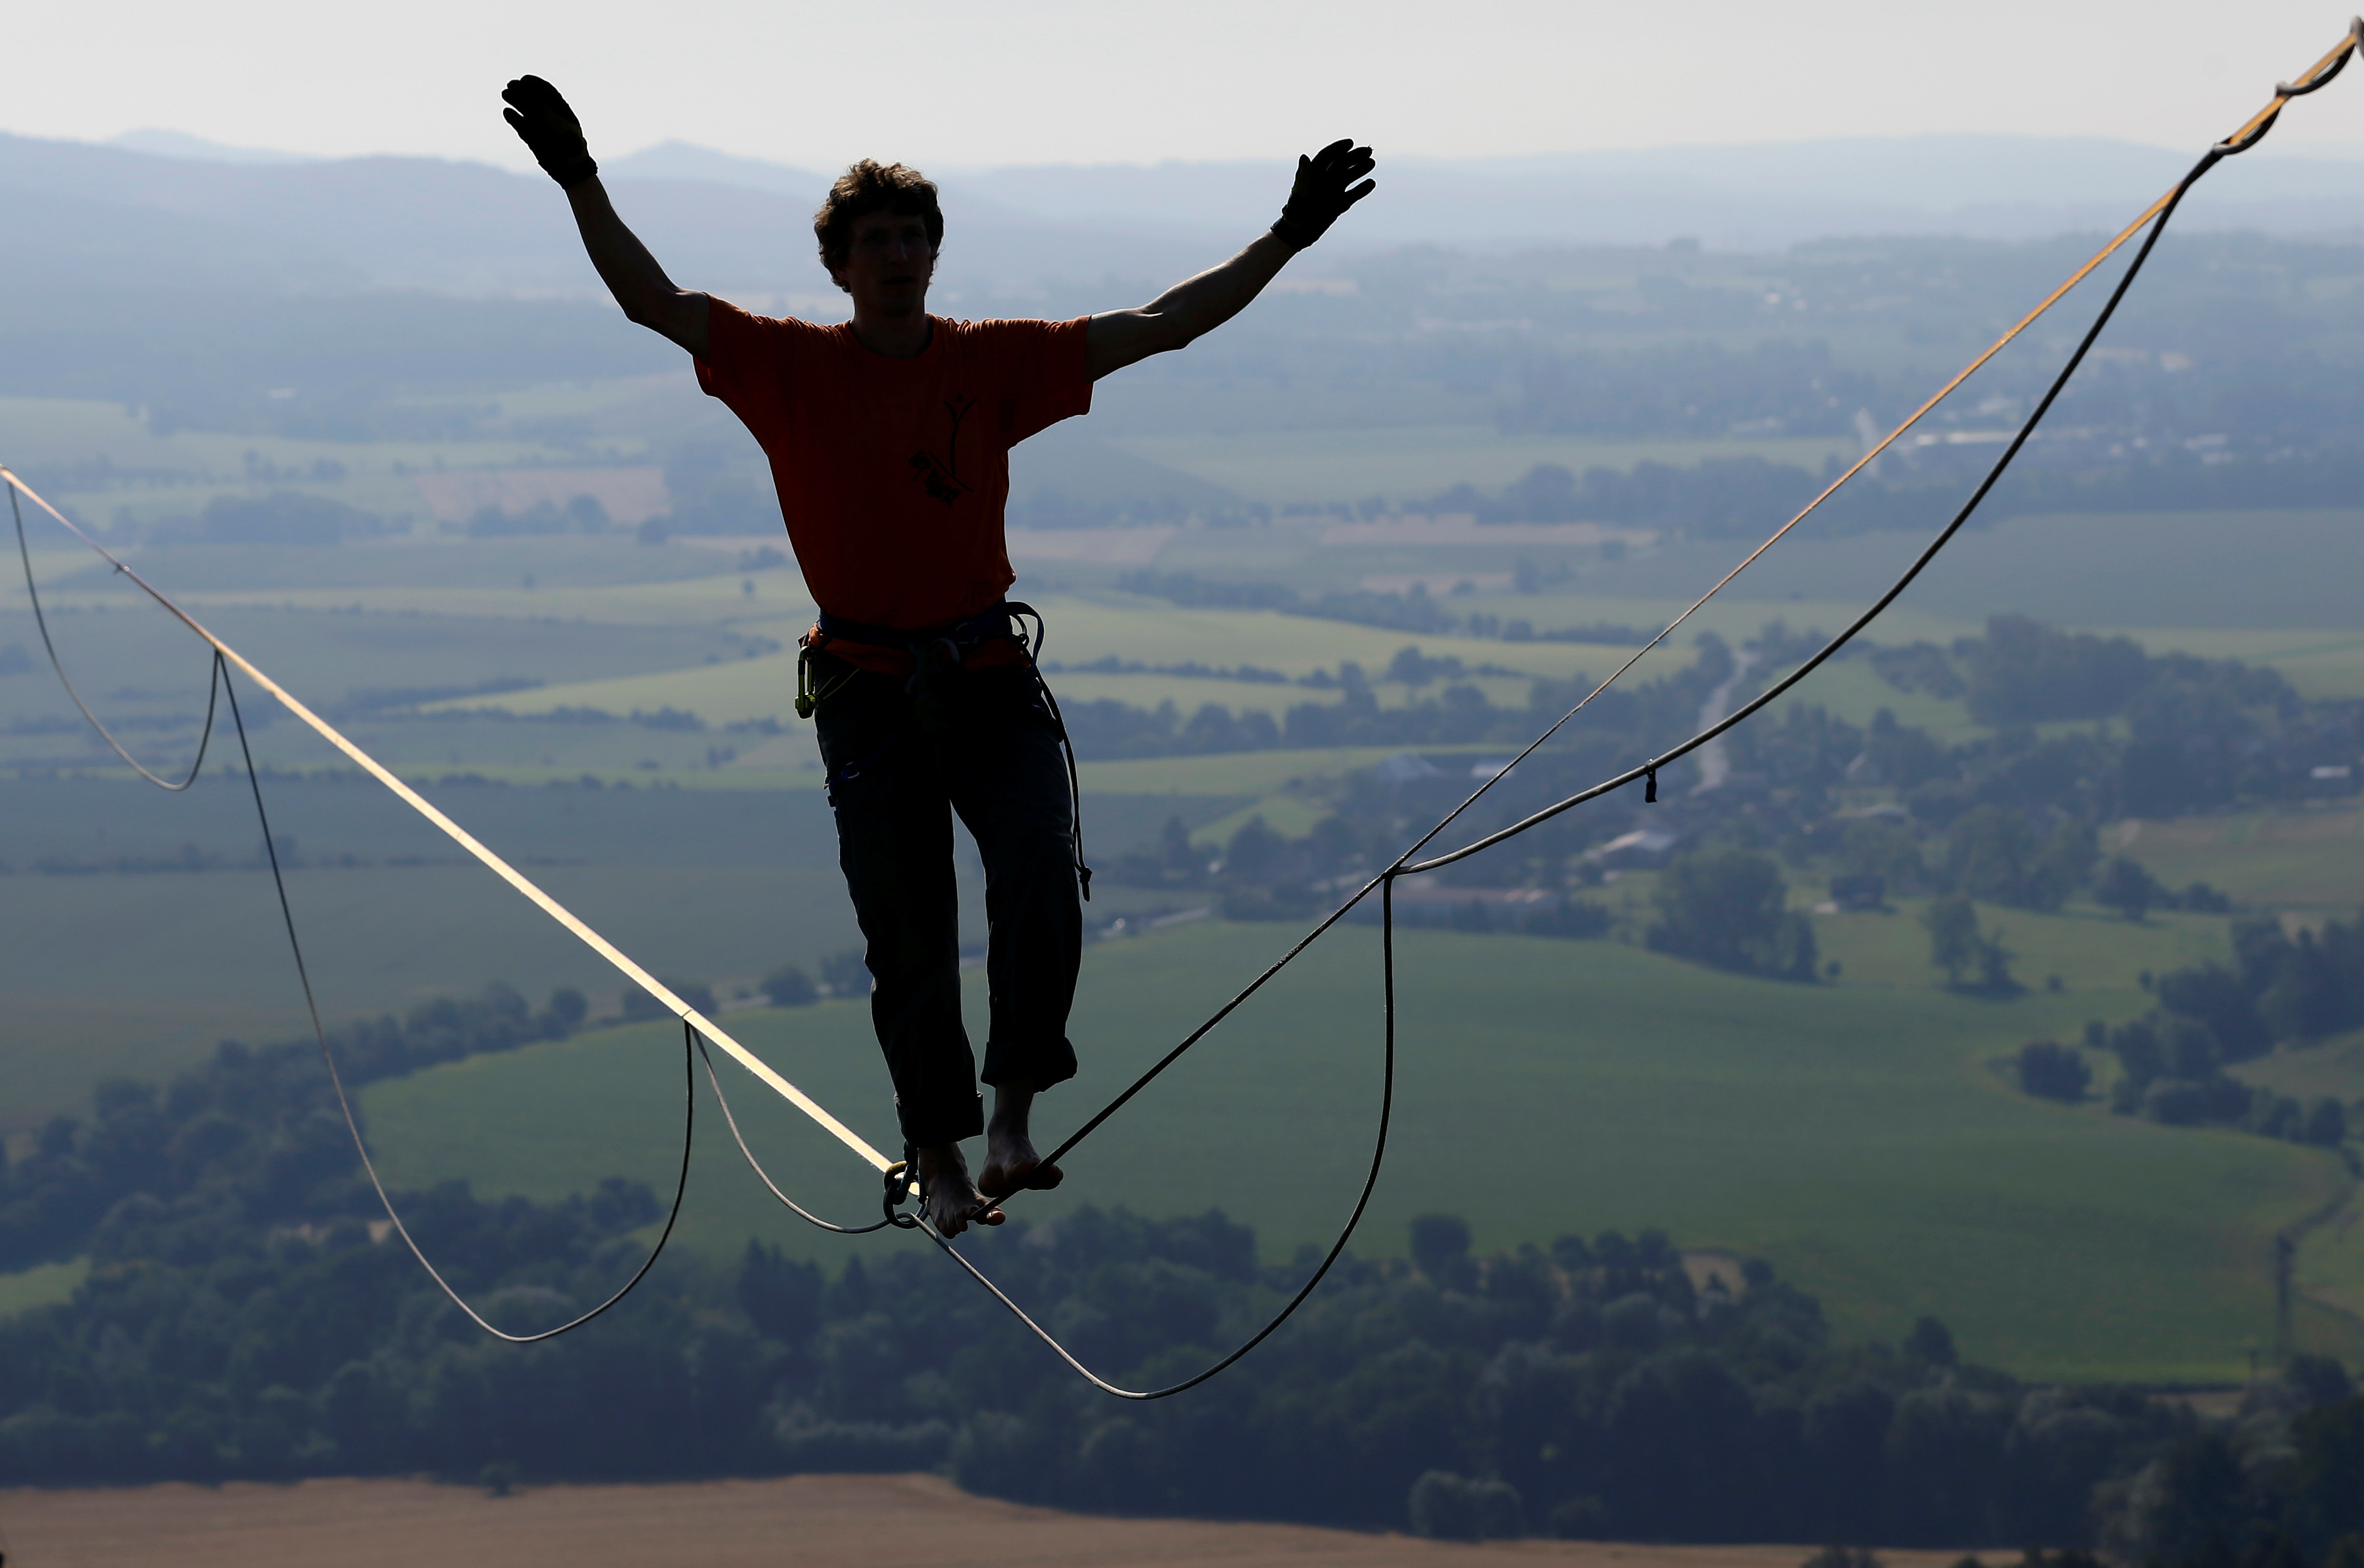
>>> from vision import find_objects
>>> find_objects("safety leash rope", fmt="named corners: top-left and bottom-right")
top-left (911, 21), bottom-right (2364, 1399)
top-left (1008, 602), bottom-right (1096, 903)
top-left (236, 649), bottom-right (698, 1340)
top-left (898, 873), bottom-right (1402, 1400)
top-left (8, 19), bottom-right (2354, 1379)
top-left (695, 1034), bottom-right (899, 1235)
top-left (1396, 26), bottom-right (2360, 879)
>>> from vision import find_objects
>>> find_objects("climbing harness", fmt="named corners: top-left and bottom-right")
top-left (801, 599), bottom-right (1093, 899)
top-left (7, 19), bottom-right (2356, 1392)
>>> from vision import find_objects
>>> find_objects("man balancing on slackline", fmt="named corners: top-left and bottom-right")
top-left (502, 75), bottom-right (1376, 1237)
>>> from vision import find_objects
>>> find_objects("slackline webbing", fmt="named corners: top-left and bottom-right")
top-left (9, 480), bottom-right (891, 1335)
top-left (3, 475), bottom-right (890, 1176)
top-left (8, 17), bottom-right (2356, 1387)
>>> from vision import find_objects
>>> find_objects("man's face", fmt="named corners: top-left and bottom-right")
top-left (834, 208), bottom-right (936, 315)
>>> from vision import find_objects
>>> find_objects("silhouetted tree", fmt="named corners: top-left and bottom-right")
top-left (2097, 856), bottom-right (2168, 921)
top-left (2017, 1041), bottom-right (2093, 1102)
top-left (1411, 1213), bottom-right (1474, 1289)
top-left (761, 963), bottom-right (817, 1007)
top-left (1648, 847), bottom-right (1818, 981)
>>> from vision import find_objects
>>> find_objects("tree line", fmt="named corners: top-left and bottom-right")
top-left (1, 990), bottom-right (2358, 1551)
top-left (0, 982), bottom-right (585, 1273)
top-left (1999, 913), bottom-right (2364, 1145)
top-left (1054, 612), bottom-right (2353, 844)
top-left (1098, 617), bottom-right (2353, 992)
top-left (1408, 446), bottom-right (2364, 541)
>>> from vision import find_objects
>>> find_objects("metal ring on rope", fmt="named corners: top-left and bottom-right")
top-left (2271, 15), bottom-right (2361, 98)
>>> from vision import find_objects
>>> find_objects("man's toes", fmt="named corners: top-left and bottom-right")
top-left (1028, 1162), bottom-right (1064, 1191)
top-left (923, 1181), bottom-right (1003, 1234)
top-left (934, 1205), bottom-right (998, 1235)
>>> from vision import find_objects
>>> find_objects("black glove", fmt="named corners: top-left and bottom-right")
top-left (502, 75), bottom-right (598, 190)
top-left (1269, 139), bottom-right (1376, 250)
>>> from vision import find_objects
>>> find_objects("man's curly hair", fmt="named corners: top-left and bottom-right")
top-left (813, 159), bottom-right (943, 291)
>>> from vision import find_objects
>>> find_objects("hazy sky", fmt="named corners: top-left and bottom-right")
top-left (12, 1), bottom-right (2364, 170)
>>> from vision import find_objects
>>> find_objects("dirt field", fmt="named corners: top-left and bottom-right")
top-left (0, 1474), bottom-right (1989, 1568)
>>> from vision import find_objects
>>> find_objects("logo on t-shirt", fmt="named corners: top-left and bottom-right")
top-left (908, 397), bottom-right (976, 507)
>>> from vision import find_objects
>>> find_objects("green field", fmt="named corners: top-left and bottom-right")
top-left (1529, 508), bottom-right (2364, 639)
top-left (1078, 744), bottom-right (1504, 799)
top-left (0, 777), bottom-right (1244, 1130)
top-left (2093, 628), bottom-right (2364, 703)
top-left (421, 605), bottom-right (1667, 734)
top-left (2107, 805), bottom-right (2364, 914)
top-left (0, 393), bottom-right (625, 532)
top-left (1107, 426), bottom-right (1861, 507)
top-left (0, 1257), bottom-right (88, 1319)
top-left (10, 390), bottom-right (2364, 1386)
top-left (2234, 1031), bottom-right (2364, 1106)
top-left (358, 915), bottom-right (2356, 1385)
top-left (0, 861), bottom-right (856, 1123)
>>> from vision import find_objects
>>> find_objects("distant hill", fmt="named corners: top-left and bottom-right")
top-left (108, 128), bottom-right (320, 166)
top-left (647, 133), bottom-right (2364, 252)
top-left (0, 131), bottom-right (1239, 300)
top-left (3, 130), bottom-right (2357, 306)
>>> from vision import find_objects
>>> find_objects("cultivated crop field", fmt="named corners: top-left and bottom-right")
top-left (2108, 807), bottom-right (2364, 915)
top-left (0, 775), bottom-right (1245, 1118)
top-left (362, 913), bottom-right (2352, 1384)
top-left (0, 1472), bottom-right (2000, 1568)
top-left (1105, 425), bottom-right (1864, 505)
top-left (7, 386), bottom-right (2363, 1391)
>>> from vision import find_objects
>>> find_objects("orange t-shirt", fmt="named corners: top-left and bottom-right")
top-left (694, 299), bottom-right (1092, 671)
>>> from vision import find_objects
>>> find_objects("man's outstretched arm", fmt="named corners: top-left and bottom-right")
top-left (1087, 139), bottom-right (1376, 382)
top-left (564, 179), bottom-right (709, 357)
top-left (502, 76), bottom-right (709, 357)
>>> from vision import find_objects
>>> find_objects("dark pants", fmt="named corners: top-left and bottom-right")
top-left (811, 651), bottom-right (1081, 1147)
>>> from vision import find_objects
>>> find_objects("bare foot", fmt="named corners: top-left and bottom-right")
top-left (915, 1143), bottom-right (1002, 1237)
top-left (978, 1084), bottom-right (1065, 1200)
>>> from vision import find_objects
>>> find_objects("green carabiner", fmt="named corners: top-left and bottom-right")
top-left (796, 644), bottom-right (854, 719)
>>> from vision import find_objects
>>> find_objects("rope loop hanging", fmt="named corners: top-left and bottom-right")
top-left (223, 650), bottom-right (701, 1340)
top-left (692, 1034), bottom-right (898, 1236)
top-left (10, 483), bottom-right (224, 790)
top-left (223, 658), bottom-right (699, 1342)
